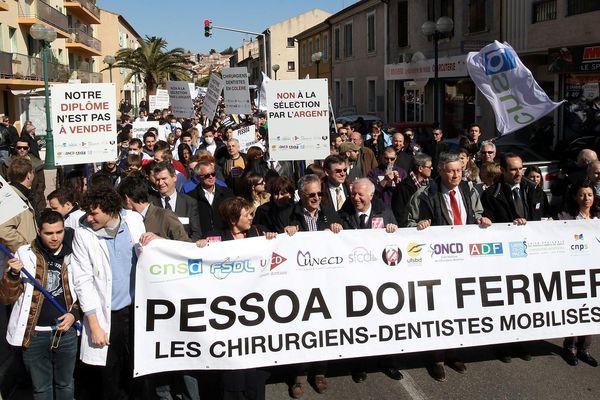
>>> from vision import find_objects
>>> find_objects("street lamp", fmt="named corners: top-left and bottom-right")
top-left (30, 23), bottom-right (57, 169)
top-left (103, 55), bottom-right (115, 83)
top-left (272, 64), bottom-right (280, 80)
top-left (311, 51), bottom-right (322, 78)
top-left (421, 16), bottom-right (454, 127)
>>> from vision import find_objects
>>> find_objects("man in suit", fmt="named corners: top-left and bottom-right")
top-left (391, 153), bottom-right (433, 226)
top-left (188, 160), bottom-right (234, 234)
top-left (321, 154), bottom-right (351, 212)
top-left (117, 174), bottom-right (190, 242)
top-left (150, 161), bottom-right (202, 241)
top-left (392, 132), bottom-right (413, 172)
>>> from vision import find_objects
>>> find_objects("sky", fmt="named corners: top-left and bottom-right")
top-left (97, 0), bottom-right (359, 54)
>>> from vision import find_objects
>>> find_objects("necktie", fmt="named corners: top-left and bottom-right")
top-left (336, 187), bottom-right (343, 210)
top-left (359, 213), bottom-right (368, 229)
top-left (513, 187), bottom-right (525, 218)
top-left (164, 196), bottom-right (172, 211)
top-left (449, 190), bottom-right (462, 225)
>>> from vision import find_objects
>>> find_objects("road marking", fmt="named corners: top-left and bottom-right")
top-left (400, 371), bottom-right (428, 400)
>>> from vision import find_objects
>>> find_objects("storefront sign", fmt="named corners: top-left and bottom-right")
top-left (384, 55), bottom-right (467, 81)
top-left (548, 44), bottom-right (600, 73)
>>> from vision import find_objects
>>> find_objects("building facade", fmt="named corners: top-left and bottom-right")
top-left (296, 22), bottom-right (331, 92)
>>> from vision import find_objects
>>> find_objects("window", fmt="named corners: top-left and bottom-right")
top-left (323, 32), bottom-right (329, 61)
top-left (287, 37), bottom-right (295, 47)
top-left (346, 80), bottom-right (354, 107)
top-left (344, 23), bottom-right (353, 58)
top-left (302, 42), bottom-right (307, 66)
top-left (308, 39), bottom-right (313, 65)
top-left (287, 61), bottom-right (295, 71)
top-left (468, 0), bottom-right (486, 32)
top-left (316, 36), bottom-right (320, 53)
top-left (367, 12), bottom-right (376, 53)
top-left (532, 0), bottom-right (557, 23)
top-left (9, 27), bottom-right (17, 53)
top-left (367, 79), bottom-right (376, 113)
top-left (567, 0), bottom-right (600, 16)
top-left (333, 27), bottom-right (340, 60)
top-left (398, 1), bottom-right (408, 47)
top-left (427, 0), bottom-right (454, 38)
top-left (334, 80), bottom-right (341, 111)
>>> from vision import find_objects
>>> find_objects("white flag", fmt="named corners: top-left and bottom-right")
top-left (467, 41), bottom-right (564, 135)
top-left (256, 72), bottom-right (270, 111)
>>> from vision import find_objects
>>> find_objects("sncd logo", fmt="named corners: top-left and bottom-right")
top-left (297, 251), bottom-right (343, 267)
top-left (210, 258), bottom-right (254, 279)
top-left (348, 247), bottom-right (378, 263)
top-left (260, 252), bottom-right (287, 270)
top-left (382, 246), bottom-right (402, 266)
top-left (407, 242), bottom-right (425, 257)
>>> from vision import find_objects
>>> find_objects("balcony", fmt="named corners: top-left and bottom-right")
top-left (567, 0), bottom-right (600, 16)
top-left (532, 0), bottom-right (557, 23)
top-left (0, 1), bottom-right (9, 12)
top-left (63, 0), bottom-right (100, 24)
top-left (18, 0), bottom-right (69, 38)
top-left (66, 27), bottom-right (101, 56)
top-left (0, 51), bottom-right (70, 87)
top-left (69, 69), bottom-right (102, 83)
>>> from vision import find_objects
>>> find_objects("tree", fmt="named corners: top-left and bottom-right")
top-left (209, 49), bottom-right (217, 54)
top-left (112, 36), bottom-right (194, 98)
top-left (221, 46), bottom-right (234, 55)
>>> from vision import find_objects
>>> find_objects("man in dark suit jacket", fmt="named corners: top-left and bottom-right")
top-left (391, 153), bottom-right (433, 227)
top-left (481, 153), bottom-right (546, 224)
top-left (320, 154), bottom-right (351, 212)
top-left (150, 161), bottom-right (202, 241)
top-left (188, 160), bottom-right (234, 234)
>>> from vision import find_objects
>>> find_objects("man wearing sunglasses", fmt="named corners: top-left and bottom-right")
top-left (478, 140), bottom-right (496, 164)
top-left (189, 160), bottom-right (233, 234)
top-left (321, 154), bottom-right (351, 212)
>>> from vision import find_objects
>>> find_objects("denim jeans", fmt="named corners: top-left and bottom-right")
top-left (22, 328), bottom-right (78, 400)
top-left (0, 149), bottom-right (8, 165)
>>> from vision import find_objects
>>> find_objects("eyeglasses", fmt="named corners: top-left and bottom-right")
top-left (334, 168), bottom-right (347, 174)
top-left (384, 157), bottom-right (396, 161)
top-left (422, 165), bottom-right (433, 169)
top-left (199, 172), bottom-right (216, 179)
top-left (16, 146), bottom-right (29, 150)
top-left (480, 151), bottom-right (495, 154)
top-left (303, 191), bottom-right (323, 199)
top-left (255, 181), bottom-right (265, 186)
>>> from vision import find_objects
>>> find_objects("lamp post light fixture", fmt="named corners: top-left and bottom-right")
top-left (421, 16), bottom-right (454, 128)
top-left (30, 23), bottom-right (57, 169)
top-left (271, 64), bottom-right (280, 80)
top-left (103, 55), bottom-right (116, 83)
top-left (311, 51), bottom-right (323, 78)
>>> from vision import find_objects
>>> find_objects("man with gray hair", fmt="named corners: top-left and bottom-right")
top-left (339, 178), bottom-right (397, 232)
top-left (406, 152), bottom-right (491, 382)
top-left (479, 140), bottom-right (496, 163)
top-left (392, 153), bottom-right (433, 226)
top-left (587, 160), bottom-right (600, 196)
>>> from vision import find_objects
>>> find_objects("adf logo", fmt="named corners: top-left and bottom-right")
top-left (261, 252), bottom-right (287, 270)
top-left (382, 246), bottom-right (402, 266)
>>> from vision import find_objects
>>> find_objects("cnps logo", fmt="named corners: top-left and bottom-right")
top-left (469, 243), bottom-right (503, 256)
top-left (149, 258), bottom-right (203, 276)
top-left (210, 258), bottom-right (254, 279)
top-left (382, 246), bottom-right (402, 266)
top-left (571, 233), bottom-right (589, 252)
top-left (260, 252), bottom-right (287, 270)
top-left (483, 47), bottom-right (517, 75)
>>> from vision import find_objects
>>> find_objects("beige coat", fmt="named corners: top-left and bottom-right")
top-left (0, 185), bottom-right (38, 253)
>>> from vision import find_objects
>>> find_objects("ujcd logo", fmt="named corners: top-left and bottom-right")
top-left (483, 48), bottom-right (517, 75)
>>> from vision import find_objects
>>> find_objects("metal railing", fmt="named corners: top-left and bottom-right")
top-left (70, 69), bottom-right (102, 83)
top-left (67, 27), bottom-right (101, 52)
top-left (567, 0), bottom-right (600, 16)
top-left (19, 0), bottom-right (69, 33)
top-left (0, 51), bottom-right (70, 82)
top-left (532, 0), bottom-right (557, 23)
top-left (67, 0), bottom-right (100, 19)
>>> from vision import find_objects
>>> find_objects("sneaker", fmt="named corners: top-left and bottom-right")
top-left (578, 351), bottom-right (598, 367)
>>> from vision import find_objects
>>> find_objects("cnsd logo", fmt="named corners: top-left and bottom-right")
top-left (210, 258), bottom-right (254, 279)
top-left (348, 247), bottom-right (378, 263)
top-left (149, 258), bottom-right (203, 276)
top-left (406, 242), bottom-right (424, 265)
top-left (382, 246), bottom-right (402, 266)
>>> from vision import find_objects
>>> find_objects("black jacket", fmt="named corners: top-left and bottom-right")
top-left (288, 202), bottom-right (342, 232)
top-left (414, 179), bottom-right (479, 226)
top-left (150, 192), bottom-right (203, 241)
top-left (254, 200), bottom-right (295, 233)
top-left (391, 176), bottom-right (420, 227)
top-left (338, 197), bottom-right (397, 229)
top-left (481, 178), bottom-right (545, 223)
top-left (188, 184), bottom-right (234, 234)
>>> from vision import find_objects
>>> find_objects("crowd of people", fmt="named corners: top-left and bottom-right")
top-left (0, 100), bottom-right (599, 400)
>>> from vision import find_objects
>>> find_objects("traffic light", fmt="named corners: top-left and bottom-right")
top-left (204, 20), bottom-right (212, 37)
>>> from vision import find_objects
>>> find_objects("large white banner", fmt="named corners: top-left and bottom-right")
top-left (0, 175), bottom-right (28, 225)
top-left (51, 83), bottom-right (117, 166)
top-left (167, 81), bottom-right (195, 119)
top-left (467, 41), bottom-right (565, 135)
top-left (222, 67), bottom-right (251, 115)
top-left (134, 220), bottom-right (600, 376)
top-left (265, 79), bottom-right (330, 161)
top-left (132, 121), bottom-right (160, 140)
top-left (201, 74), bottom-right (224, 122)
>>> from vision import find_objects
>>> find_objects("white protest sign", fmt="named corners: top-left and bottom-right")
top-left (232, 125), bottom-right (260, 151)
top-left (201, 74), bottom-right (224, 122)
top-left (222, 67), bottom-right (251, 114)
top-left (155, 89), bottom-right (170, 111)
top-left (51, 83), bottom-right (117, 166)
top-left (134, 220), bottom-right (600, 375)
top-left (132, 121), bottom-right (160, 140)
top-left (0, 176), bottom-right (29, 226)
top-left (166, 81), bottom-right (194, 119)
top-left (148, 95), bottom-right (157, 112)
top-left (265, 79), bottom-right (330, 161)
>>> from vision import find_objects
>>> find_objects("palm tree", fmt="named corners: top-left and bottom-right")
top-left (112, 36), bottom-right (193, 98)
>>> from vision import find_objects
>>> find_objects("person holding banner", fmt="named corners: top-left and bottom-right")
top-left (254, 176), bottom-right (297, 233)
top-left (0, 210), bottom-right (79, 400)
top-left (407, 152), bottom-right (491, 381)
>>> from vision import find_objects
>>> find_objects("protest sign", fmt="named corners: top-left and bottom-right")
top-left (201, 74), bottom-right (224, 122)
top-left (133, 220), bottom-right (600, 376)
top-left (0, 175), bottom-right (29, 225)
top-left (51, 83), bottom-right (117, 166)
top-left (154, 89), bottom-right (170, 111)
top-left (222, 67), bottom-right (251, 115)
top-left (132, 121), bottom-right (160, 140)
top-left (167, 81), bottom-right (194, 119)
top-left (232, 125), bottom-right (260, 151)
top-left (265, 79), bottom-right (330, 161)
